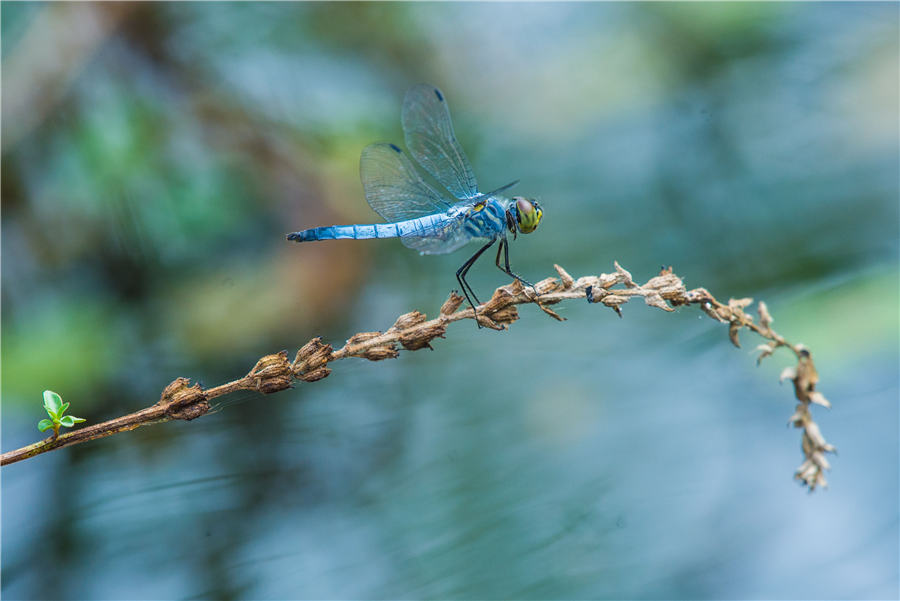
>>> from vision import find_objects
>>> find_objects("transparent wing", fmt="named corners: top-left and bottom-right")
top-left (360, 142), bottom-right (453, 222)
top-left (401, 214), bottom-right (475, 255)
top-left (402, 84), bottom-right (479, 200)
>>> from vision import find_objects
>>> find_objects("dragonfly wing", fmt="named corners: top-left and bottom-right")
top-left (400, 213), bottom-right (475, 255)
top-left (360, 142), bottom-right (453, 222)
top-left (402, 84), bottom-right (479, 201)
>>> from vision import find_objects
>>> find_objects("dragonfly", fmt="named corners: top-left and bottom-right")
top-left (287, 84), bottom-right (543, 320)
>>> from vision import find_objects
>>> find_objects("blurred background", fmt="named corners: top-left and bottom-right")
top-left (2, 3), bottom-right (897, 599)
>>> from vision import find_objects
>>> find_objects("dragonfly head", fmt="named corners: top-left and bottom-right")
top-left (510, 197), bottom-right (543, 235)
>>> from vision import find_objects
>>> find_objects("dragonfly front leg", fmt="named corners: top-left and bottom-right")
top-left (495, 237), bottom-right (538, 295)
top-left (457, 239), bottom-right (496, 326)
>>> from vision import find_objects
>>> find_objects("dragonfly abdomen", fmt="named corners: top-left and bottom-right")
top-left (288, 223), bottom-right (399, 242)
top-left (287, 213), bottom-right (454, 243)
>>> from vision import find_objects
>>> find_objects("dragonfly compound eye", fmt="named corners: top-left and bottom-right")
top-left (514, 197), bottom-right (542, 234)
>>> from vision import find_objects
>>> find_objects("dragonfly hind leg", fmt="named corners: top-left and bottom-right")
top-left (456, 239), bottom-right (496, 326)
top-left (495, 238), bottom-right (538, 296)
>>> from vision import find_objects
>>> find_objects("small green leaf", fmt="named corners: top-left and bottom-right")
top-left (59, 415), bottom-right (76, 427)
top-left (59, 402), bottom-right (70, 416)
top-left (43, 390), bottom-right (63, 416)
top-left (69, 416), bottom-right (86, 424)
top-left (38, 418), bottom-right (55, 432)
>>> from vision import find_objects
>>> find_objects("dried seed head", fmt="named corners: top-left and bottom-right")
top-left (795, 459), bottom-right (817, 486)
top-left (248, 351), bottom-right (293, 394)
top-left (535, 302), bottom-right (564, 321)
top-left (660, 283), bottom-right (688, 305)
top-left (756, 342), bottom-right (776, 366)
top-left (728, 297), bottom-right (754, 312)
top-left (483, 287), bottom-right (514, 314)
top-left (535, 277), bottom-right (560, 295)
top-left (362, 345), bottom-right (400, 361)
top-left (643, 291), bottom-right (674, 312)
top-left (610, 306), bottom-right (624, 318)
top-left (168, 401), bottom-right (209, 421)
top-left (808, 391), bottom-right (831, 409)
top-left (490, 305), bottom-right (519, 325)
top-left (400, 322), bottom-right (447, 351)
top-left (391, 311), bottom-right (427, 331)
top-left (811, 450), bottom-right (831, 471)
top-left (758, 301), bottom-right (774, 330)
top-left (256, 375), bottom-right (293, 394)
top-left (292, 337), bottom-right (333, 377)
top-left (728, 321), bottom-right (742, 348)
top-left (715, 306), bottom-right (734, 322)
top-left (644, 273), bottom-right (681, 291)
top-left (295, 337), bottom-right (331, 363)
top-left (596, 272), bottom-right (619, 289)
top-left (159, 377), bottom-right (193, 405)
top-left (298, 367), bottom-right (331, 382)
top-left (613, 262), bottom-right (635, 287)
top-left (159, 377), bottom-right (207, 410)
top-left (158, 378), bottom-right (208, 420)
top-left (440, 292), bottom-right (465, 316)
top-left (249, 351), bottom-right (290, 373)
top-left (475, 313), bottom-right (504, 330)
top-left (792, 353), bottom-right (819, 402)
top-left (805, 421), bottom-right (828, 449)
top-left (788, 406), bottom-right (805, 427)
top-left (779, 366), bottom-right (798, 384)
top-left (554, 264), bottom-right (575, 289)
top-left (602, 294), bottom-right (627, 307)
top-left (795, 453), bottom-right (829, 491)
top-left (347, 331), bottom-right (383, 345)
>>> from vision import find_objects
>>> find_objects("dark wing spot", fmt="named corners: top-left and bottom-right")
top-left (389, 143), bottom-right (402, 153)
top-left (434, 88), bottom-right (444, 102)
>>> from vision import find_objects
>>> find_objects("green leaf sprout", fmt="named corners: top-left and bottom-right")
top-left (38, 390), bottom-right (86, 438)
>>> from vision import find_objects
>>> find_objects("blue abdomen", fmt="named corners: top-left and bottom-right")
top-left (287, 223), bottom-right (405, 242)
top-left (287, 213), bottom-right (455, 243)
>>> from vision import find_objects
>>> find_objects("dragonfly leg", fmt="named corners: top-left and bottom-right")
top-left (456, 240), bottom-right (496, 326)
top-left (495, 237), bottom-right (538, 295)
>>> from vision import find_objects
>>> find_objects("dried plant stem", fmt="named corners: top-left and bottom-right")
top-left (1, 262), bottom-right (834, 490)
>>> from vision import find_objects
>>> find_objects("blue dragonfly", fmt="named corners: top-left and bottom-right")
top-left (287, 84), bottom-right (543, 320)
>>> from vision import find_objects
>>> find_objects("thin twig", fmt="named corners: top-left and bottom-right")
top-left (1, 263), bottom-right (834, 491)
